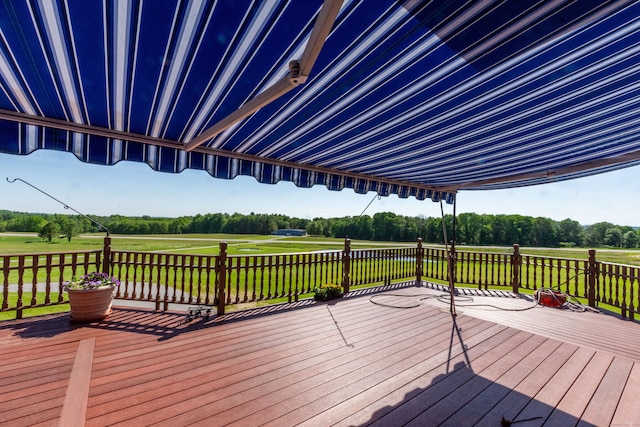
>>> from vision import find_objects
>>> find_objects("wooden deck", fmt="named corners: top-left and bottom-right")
top-left (1, 282), bottom-right (639, 426)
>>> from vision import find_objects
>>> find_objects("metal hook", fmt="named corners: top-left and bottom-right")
top-left (6, 177), bottom-right (110, 235)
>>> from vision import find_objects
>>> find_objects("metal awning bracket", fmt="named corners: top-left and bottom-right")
top-left (184, 0), bottom-right (343, 152)
top-left (288, 60), bottom-right (307, 85)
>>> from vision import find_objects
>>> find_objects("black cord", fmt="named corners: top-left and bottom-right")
top-left (369, 285), bottom-right (600, 314)
top-left (369, 292), bottom-right (539, 312)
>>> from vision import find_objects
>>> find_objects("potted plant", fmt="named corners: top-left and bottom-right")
top-left (313, 283), bottom-right (344, 301)
top-left (64, 272), bottom-right (120, 321)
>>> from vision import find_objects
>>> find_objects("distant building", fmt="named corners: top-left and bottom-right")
top-left (271, 228), bottom-right (307, 236)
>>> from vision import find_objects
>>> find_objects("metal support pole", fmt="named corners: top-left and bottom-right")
top-left (440, 195), bottom-right (457, 316)
top-left (416, 238), bottom-right (423, 286)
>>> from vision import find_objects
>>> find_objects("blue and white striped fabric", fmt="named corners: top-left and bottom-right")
top-left (1, 0), bottom-right (640, 203)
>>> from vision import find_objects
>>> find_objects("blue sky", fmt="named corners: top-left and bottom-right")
top-left (1, 150), bottom-right (638, 226)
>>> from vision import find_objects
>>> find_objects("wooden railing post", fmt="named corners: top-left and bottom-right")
top-left (102, 236), bottom-right (112, 275)
top-left (1, 256), bottom-right (9, 310)
top-left (588, 249), bottom-right (597, 308)
top-left (511, 244), bottom-right (521, 293)
top-left (342, 238), bottom-right (351, 293)
top-left (416, 238), bottom-right (423, 286)
top-left (16, 257), bottom-right (24, 320)
top-left (217, 242), bottom-right (228, 316)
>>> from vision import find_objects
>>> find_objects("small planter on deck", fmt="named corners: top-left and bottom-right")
top-left (64, 272), bottom-right (120, 322)
top-left (314, 283), bottom-right (344, 301)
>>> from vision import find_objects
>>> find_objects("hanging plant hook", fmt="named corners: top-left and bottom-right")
top-left (6, 177), bottom-right (110, 235)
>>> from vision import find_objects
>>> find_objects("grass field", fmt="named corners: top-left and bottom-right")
top-left (3, 232), bottom-right (639, 263)
top-left (0, 293), bottom-right (70, 320)
top-left (0, 232), bottom-right (386, 255)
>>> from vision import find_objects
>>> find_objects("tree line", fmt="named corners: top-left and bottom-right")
top-left (0, 209), bottom-right (638, 248)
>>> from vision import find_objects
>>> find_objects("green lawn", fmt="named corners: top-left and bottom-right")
top-left (0, 292), bottom-right (70, 321)
top-left (3, 233), bottom-right (639, 264)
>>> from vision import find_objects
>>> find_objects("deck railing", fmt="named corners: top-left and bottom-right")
top-left (1, 249), bottom-right (102, 318)
top-left (1, 237), bottom-right (639, 321)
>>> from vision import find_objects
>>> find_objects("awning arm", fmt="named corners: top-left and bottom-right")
top-left (183, 72), bottom-right (298, 151)
top-left (445, 150), bottom-right (640, 191)
top-left (184, 0), bottom-right (344, 152)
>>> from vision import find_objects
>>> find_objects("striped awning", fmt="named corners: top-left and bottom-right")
top-left (2, 0), bottom-right (640, 203)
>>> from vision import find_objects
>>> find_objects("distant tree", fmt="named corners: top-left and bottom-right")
top-left (556, 219), bottom-right (584, 246)
top-left (6, 214), bottom-right (47, 232)
top-left (38, 222), bottom-right (60, 242)
top-left (403, 218), bottom-right (419, 241)
top-left (372, 212), bottom-right (397, 241)
top-left (5, 209), bottom-right (640, 249)
top-left (59, 218), bottom-right (79, 242)
top-left (622, 231), bottom-right (638, 248)
top-left (147, 220), bottom-right (169, 234)
top-left (306, 220), bottom-right (324, 236)
top-left (169, 217), bottom-right (190, 234)
top-left (491, 216), bottom-right (511, 245)
top-left (189, 213), bottom-right (227, 233)
top-left (604, 227), bottom-right (623, 247)
top-left (254, 215), bottom-right (275, 234)
top-left (509, 215), bottom-right (533, 245)
top-left (584, 222), bottom-right (615, 247)
top-left (457, 213), bottom-right (485, 245)
top-left (532, 217), bottom-right (557, 247)
top-left (417, 217), bottom-right (437, 243)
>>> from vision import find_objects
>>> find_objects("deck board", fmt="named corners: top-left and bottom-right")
top-left (1, 283), bottom-right (639, 426)
top-left (545, 351), bottom-right (614, 426)
top-left (253, 323), bottom-right (507, 427)
top-left (578, 356), bottom-right (634, 426)
top-left (327, 326), bottom-right (519, 427)
top-left (609, 361), bottom-right (640, 425)
top-left (106, 307), bottom-right (484, 426)
top-left (437, 337), bottom-right (563, 427)
top-left (405, 334), bottom-right (550, 426)
top-left (356, 327), bottom-right (522, 427)
top-left (474, 341), bottom-right (579, 426)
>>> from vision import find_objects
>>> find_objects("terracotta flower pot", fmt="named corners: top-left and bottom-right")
top-left (67, 287), bottom-right (115, 322)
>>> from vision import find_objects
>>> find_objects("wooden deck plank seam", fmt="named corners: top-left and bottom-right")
top-left (298, 327), bottom-right (533, 427)
top-left (86, 304), bottom-right (448, 393)
top-left (181, 321), bottom-right (511, 426)
top-left (85, 312), bottom-right (492, 424)
top-left (86, 304), bottom-right (464, 414)
top-left (59, 337), bottom-right (95, 427)
top-left (473, 342), bottom-right (581, 426)
top-left (329, 327), bottom-right (531, 427)
top-left (88, 302), bottom-right (400, 361)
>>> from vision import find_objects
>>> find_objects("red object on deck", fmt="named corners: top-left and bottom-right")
top-left (535, 289), bottom-right (567, 307)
